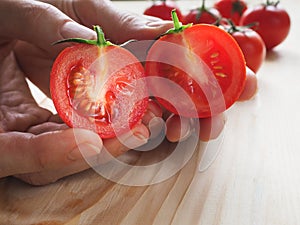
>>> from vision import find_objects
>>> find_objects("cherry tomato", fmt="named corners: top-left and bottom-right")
top-left (184, 0), bottom-right (221, 24)
top-left (239, 1), bottom-right (291, 50)
top-left (145, 11), bottom-right (246, 118)
top-left (225, 23), bottom-right (266, 73)
top-left (50, 26), bottom-right (148, 139)
top-left (144, 0), bottom-right (183, 21)
top-left (214, 0), bottom-right (248, 25)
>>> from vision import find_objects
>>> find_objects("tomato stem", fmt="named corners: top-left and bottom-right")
top-left (172, 9), bottom-right (181, 30)
top-left (94, 25), bottom-right (112, 47)
top-left (163, 10), bottom-right (192, 35)
top-left (53, 25), bottom-right (112, 47)
top-left (266, 0), bottom-right (280, 6)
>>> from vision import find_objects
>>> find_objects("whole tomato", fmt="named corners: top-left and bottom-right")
top-left (239, 0), bottom-right (291, 50)
top-left (184, 0), bottom-right (221, 24)
top-left (144, 0), bottom-right (183, 21)
top-left (225, 22), bottom-right (266, 73)
top-left (214, 0), bottom-right (248, 25)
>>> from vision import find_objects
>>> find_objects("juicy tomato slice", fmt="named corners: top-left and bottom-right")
top-left (145, 24), bottom-right (246, 118)
top-left (50, 44), bottom-right (148, 138)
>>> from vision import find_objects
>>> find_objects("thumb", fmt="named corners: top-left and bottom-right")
top-left (0, 0), bottom-right (94, 51)
top-left (0, 128), bottom-right (102, 179)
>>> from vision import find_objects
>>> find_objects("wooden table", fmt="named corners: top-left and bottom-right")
top-left (1, 1), bottom-right (300, 224)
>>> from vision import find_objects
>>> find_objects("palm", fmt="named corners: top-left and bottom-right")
top-left (0, 52), bottom-right (52, 133)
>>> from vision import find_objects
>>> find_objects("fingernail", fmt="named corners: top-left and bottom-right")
top-left (142, 109), bottom-right (156, 125)
top-left (122, 131), bottom-right (148, 150)
top-left (149, 117), bottom-right (165, 139)
top-left (68, 143), bottom-right (101, 161)
top-left (60, 21), bottom-right (95, 40)
top-left (178, 117), bottom-right (192, 142)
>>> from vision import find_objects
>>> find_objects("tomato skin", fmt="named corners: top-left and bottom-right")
top-left (183, 7), bottom-right (221, 25)
top-left (145, 24), bottom-right (246, 118)
top-left (239, 4), bottom-right (291, 50)
top-left (50, 44), bottom-right (148, 139)
top-left (214, 0), bottom-right (247, 25)
top-left (230, 28), bottom-right (266, 73)
top-left (144, 0), bottom-right (182, 21)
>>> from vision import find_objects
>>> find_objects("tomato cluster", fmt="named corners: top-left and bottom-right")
top-left (51, 12), bottom-right (250, 138)
top-left (144, 0), bottom-right (291, 72)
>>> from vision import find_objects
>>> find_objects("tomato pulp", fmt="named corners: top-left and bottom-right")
top-left (145, 14), bottom-right (246, 118)
top-left (50, 26), bottom-right (148, 138)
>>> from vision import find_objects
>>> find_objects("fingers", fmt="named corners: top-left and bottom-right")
top-left (238, 67), bottom-right (258, 101)
top-left (0, 128), bottom-right (102, 184)
top-left (166, 115), bottom-right (192, 142)
top-left (101, 124), bottom-right (149, 163)
top-left (165, 113), bottom-right (226, 143)
top-left (0, 124), bottom-right (150, 185)
top-left (71, 0), bottom-right (173, 44)
top-left (27, 122), bottom-right (68, 135)
top-left (199, 114), bottom-right (226, 142)
top-left (0, 0), bottom-right (94, 53)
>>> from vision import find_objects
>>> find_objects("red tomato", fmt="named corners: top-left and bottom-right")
top-left (145, 12), bottom-right (246, 118)
top-left (214, 0), bottom-right (248, 25)
top-left (184, 0), bottom-right (221, 24)
top-left (239, 2), bottom-right (291, 50)
top-left (184, 7), bottom-right (221, 25)
top-left (225, 24), bottom-right (266, 73)
top-left (144, 0), bottom-right (182, 21)
top-left (50, 26), bottom-right (148, 139)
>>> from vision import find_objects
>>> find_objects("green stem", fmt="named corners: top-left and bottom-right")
top-left (53, 25), bottom-right (112, 47)
top-left (172, 9), bottom-right (181, 31)
top-left (160, 10), bottom-right (192, 36)
top-left (201, 0), bottom-right (206, 10)
top-left (94, 25), bottom-right (108, 46)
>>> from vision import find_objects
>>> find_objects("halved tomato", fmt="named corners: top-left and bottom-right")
top-left (145, 11), bottom-right (246, 118)
top-left (50, 26), bottom-right (148, 138)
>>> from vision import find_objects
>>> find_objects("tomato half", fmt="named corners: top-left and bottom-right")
top-left (145, 17), bottom-right (246, 118)
top-left (239, 2), bottom-right (291, 50)
top-left (50, 27), bottom-right (148, 139)
top-left (214, 0), bottom-right (248, 25)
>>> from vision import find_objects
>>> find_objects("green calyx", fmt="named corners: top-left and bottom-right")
top-left (53, 25), bottom-right (113, 47)
top-left (266, 0), bottom-right (280, 6)
top-left (225, 19), bottom-right (258, 34)
top-left (164, 9), bottom-right (192, 35)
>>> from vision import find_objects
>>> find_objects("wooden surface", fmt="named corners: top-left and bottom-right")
top-left (1, 1), bottom-right (300, 224)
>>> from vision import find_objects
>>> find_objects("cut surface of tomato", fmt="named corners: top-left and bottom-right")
top-left (51, 41), bottom-right (148, 139)
top-left (145, 23), bottom-right (246, 118)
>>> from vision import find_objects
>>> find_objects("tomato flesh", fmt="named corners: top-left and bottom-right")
top-left (51, 44), bottom-right (148, 138)
top-left (145, 24), bottom-right (246, 118)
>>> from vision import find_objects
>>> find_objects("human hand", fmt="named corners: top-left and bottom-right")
top-left (0, 0), bottom-right (257, 187)
top-left (0, 0), bottom-right (151, 185)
